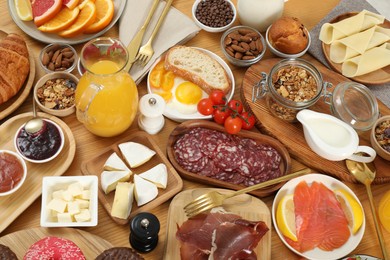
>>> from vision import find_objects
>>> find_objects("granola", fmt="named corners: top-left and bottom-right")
top-left (375, 120), bottom-right (390, 152)
top-left (36, 78), bottom-right (76, 110)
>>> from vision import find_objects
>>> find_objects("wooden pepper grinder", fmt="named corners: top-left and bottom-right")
top-left (138, 94), bottom-right (165, 135)
top-left (129, 212), bottom-right (160, 253)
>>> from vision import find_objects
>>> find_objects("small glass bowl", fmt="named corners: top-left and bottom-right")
top-left (329, 82), bottom-right (379, 132)
top-left (39, 43), bottom-right (77, 74)
top-left (192, 0), bottom-right (236, 33)
top-left (370, 115), bottom-right (390, 161)
top-left (0, 150), bottom-right (27, 196)
top-left (221, 25), bottom-right (266, 67)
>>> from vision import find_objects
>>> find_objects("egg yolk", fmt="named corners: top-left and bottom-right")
top-left (175, 82), bottom-right (203, 104)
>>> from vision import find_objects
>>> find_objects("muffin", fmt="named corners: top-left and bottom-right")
top-left (268, 17), bottom-right (309, 54)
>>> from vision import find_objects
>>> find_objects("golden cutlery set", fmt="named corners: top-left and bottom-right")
top-left (126, 0), bottom-right (174, 71)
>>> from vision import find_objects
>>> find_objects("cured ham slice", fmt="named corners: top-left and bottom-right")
top-left (286, 181), bottom-right (350, 253)
top-left (176, 210), bottom-right (268, 259)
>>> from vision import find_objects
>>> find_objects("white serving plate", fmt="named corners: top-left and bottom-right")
top-left (41, 176), bottom-right (98, 227)
top-left (272, 173), bottom-right (365, 260)
top-left (147, 47), bottom-right (235, 123)
top-left (7, 0), bottom-right (127, 44)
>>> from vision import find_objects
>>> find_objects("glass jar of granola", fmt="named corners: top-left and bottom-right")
top-left (252, 58), bottom-right (331, 122)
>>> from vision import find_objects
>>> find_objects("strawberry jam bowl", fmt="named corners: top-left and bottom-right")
top-left (0, 150), bottom-right (27, 196)
top-left (14, 118), bottom-right (65, 164)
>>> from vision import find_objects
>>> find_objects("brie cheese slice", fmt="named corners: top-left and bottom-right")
top-left (134, 174), bottom-right (158, 206)
top-left (101, 170), bottom-right (132, 194)
top-left (104, 152), bottom-right (130, 171)
top-left (111, 182), bottom-right (134, 220)
top-left (138, 163), bottom-right (168, 189)
top-left (118, 142), bottom-right (156, 168)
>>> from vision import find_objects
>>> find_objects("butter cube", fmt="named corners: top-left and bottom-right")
top-left (47, 198), bottom-right (67, 213)
top-left (74, 209), bottom-right (91, 222)
top-left (67, 201), bottom-right (80, 216)
top-left (52, 190), bottom-right (64, 199)
top-left (67, 182), bottom-right (84, 197)
top-left (76, 199), bottom-right (90, 209)
top-left (57, 212), bottom-right (72, 223)
top-left (62, 190), bottom-right (74, 202)
top-left (79, 190), bottom-right (90, 200)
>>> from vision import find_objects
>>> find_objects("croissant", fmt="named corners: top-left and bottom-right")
top-left (0, 33), bottom-right (30, 104)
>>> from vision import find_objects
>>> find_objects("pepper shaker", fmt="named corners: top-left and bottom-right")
top-left (138, 94), bottom-right (165, 135)
top-left (129, 212), bottom-right (160, 253)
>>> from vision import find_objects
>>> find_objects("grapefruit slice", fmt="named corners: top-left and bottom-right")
top-left (58, 0), bottom-right (96, 38)
top-left (63, 0), bottom-right (79, 9)
top-left (83, 0), bottom-right (114, 34)
top-left (31, 0), bottom-right (63, 27)
top-left (38, 7), bottom-right (80, 33)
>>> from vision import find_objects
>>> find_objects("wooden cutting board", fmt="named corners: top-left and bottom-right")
top-left (0, 227), bottom-right (113, 259)
top-left (241, 58), bottom-right (390, 184)
top-left (163, 188), bottom-right (271, 260)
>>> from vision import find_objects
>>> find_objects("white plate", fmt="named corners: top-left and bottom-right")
top-left (7, 0), bottom-right (127, 44)
top-left (147, 47), bottom-right (235, 123)
top-left (272, 173), bottom-right (365, 260)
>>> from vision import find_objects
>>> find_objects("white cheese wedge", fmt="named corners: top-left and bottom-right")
top-left (138, 163), bottom-right (168, 189)
top-left (47, 198), bottom-right (67, 213)
top-left (57, 212), bottom-right (72, 223)
top-left (134, 174), bottom-right (158, 206)
top-left (111, 182), bottom-right (134, 219)
top-left (74, 209), bottom-right (91, 222)
top-left (104, 152), bottom-right (130, 171)
top-left (118, 142), bottom-right (156, 168)
top-left (67, 182), bottom-right (84, 197)
top-left (101, 170), bottom-right (132, 194)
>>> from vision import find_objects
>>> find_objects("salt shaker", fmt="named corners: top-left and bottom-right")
top-left (129, 212), bottom-right (160, 253)
top-left (138, 94), bottom-right (165, 135)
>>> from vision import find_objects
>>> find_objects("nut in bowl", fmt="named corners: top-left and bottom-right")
top-left (34, 72), bottom-right (78, 117)
top-left (14, 118), bottom-right (65, 163)
top-left (266, 16), bottom-right (311, 58)
top-left (192, 0), bottom-right (236, 33)
top-left (0, 150), bottom-right (27, 197)
top-left (40, 176), bottom-right (98, 227)
top-left (39, 43), bottom-right (77, 74)
top-left (221, 25), bottom-right (266, 67)
top-left (371, 115), bottom-right (390, 161)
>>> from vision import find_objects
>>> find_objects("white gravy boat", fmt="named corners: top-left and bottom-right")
top-left (297, 109), bottom-right (376, 163)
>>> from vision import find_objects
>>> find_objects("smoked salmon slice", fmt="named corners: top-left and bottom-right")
top-left (286, 181), bottom-right (350, 253)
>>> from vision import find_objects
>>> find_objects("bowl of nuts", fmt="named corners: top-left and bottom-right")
top-left (371, 115), bottom-right (390, 161)
top-left (221, 25), bottom-right (266, 67)
top-left (39, 43), bottom-right (77, 74)
top-left (192, 0), bottom-right (236, 33)
top-left (34, 72), bottom-right (78, 117)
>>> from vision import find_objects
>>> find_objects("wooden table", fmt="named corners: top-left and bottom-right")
top-left (1, 0), bottom-right (389, 259)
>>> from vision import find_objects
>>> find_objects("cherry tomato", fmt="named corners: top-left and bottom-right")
top-left (197, 98), bottom-right (214, 116)
top-left (212, 106), bottom-right (231, 124)
top-left (224, 116), bottom-right (242, 134)
top-left (240, 111), bottom-right (256, 130)
top-left (228, 99), bottom-right (244, 114)
top-left (209, 90), bottom-right (226, 105)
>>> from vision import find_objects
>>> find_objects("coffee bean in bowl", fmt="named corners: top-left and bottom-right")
top-left (192, 0), bottom-right (236, 33)
top-left (39, 43), bottom-right (77, 73)
top-left (221, 25), bottom-right (266, 67)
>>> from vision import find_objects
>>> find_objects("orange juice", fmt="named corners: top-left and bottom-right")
top-left (75, 60), bottom-right (138, 137)
top-left (379, 190), bottom-right (390, 233)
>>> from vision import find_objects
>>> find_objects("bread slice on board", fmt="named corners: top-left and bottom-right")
top-left (164, 46), bottom-right (231, 94)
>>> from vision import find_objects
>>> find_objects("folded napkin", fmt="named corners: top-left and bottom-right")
top-left (308, 0), bottom-right (390, 107)
top-left (119, 0), bottom-right (201, 84)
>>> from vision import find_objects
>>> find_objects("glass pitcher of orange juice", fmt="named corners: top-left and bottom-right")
top-left (75, 38), bottom-right (138, 137)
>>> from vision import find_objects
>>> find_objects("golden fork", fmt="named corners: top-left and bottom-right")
top-left (184, 168), bottom-right (311, 218)
top-left (125, 0), bottom-right (160, 72)
top-left (136, 0), bottom-right (174, 66)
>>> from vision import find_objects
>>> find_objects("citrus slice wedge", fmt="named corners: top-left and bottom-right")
top-left (334, 189), bottom-right (364, 234)
top-left (38, 7), bottom-right (80, 33)
top-left (276, 194), bottom-right (297, 241)
top-left (63, 0), bottom-right (80, 10)
top-left (14, 0), bottom-right (33, 21)
top-left (31, 0), bottom-right (63, 27)
top-left (84, 0), bottom-right (114, 34)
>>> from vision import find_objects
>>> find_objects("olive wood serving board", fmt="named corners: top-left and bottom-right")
top-left (241, 58), bottom-right (390, 184)
top-left (163, 188), bottom-right (271, 260)
top-left (0, 112), bottom-right (76, 233)
top-left (167, 120), bottom-right (291, 197)
top-left (0, 30), bottom-right (36, 120)
top-left (80, 131), bottom-right (183, 225)
top-left (0, 227), bottom-right (113, 258)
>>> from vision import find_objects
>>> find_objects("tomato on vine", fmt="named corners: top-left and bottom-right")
top-left (197, 98), bottom-right (214, 115)
top-left (209, 90), bottom-right (226, 105)
top-left (228, 100), bottom-right (243, 113)
top-left (240, 111), bottom-right (256, 130)
top-left (224, 116), bottom-right (242, 134)
top-left (212, 106), bottom-right (231, 124)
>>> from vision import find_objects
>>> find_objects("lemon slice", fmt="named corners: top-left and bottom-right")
top-left (334, 189), bottom-right (364, 234)
top-left (276, 194), bottom-right (297, 241)
top-left (14, 0), bottom-right (33, 21)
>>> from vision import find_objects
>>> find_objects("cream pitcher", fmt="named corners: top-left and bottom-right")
top-left (75, 38), bottom-right (138, 137)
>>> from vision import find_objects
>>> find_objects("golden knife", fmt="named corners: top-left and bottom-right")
top-left (125, 0), bottom-right (160, 72)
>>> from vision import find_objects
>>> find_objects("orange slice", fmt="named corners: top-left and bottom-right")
top-left (38, 7), bottom-right (80, 33)
top-left (31, 0), bottom-right (63, 27)
top-left (84, 0), bottom-right (114, 34)
top-left (58, 1), bottom-right (96, 38)
top-left (63, 0), bottom-right (80, 9)
top-left (78, 0), bottom-right (95, 9)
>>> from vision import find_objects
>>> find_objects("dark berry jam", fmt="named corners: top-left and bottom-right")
top-left (16, 120), bottom-right (62, 161)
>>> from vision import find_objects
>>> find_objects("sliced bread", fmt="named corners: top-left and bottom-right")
top-left (164, 46), bottom-right (231, 94)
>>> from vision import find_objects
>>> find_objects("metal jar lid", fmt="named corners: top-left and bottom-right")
top-left (129, 212), bottom-right (160, 253)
